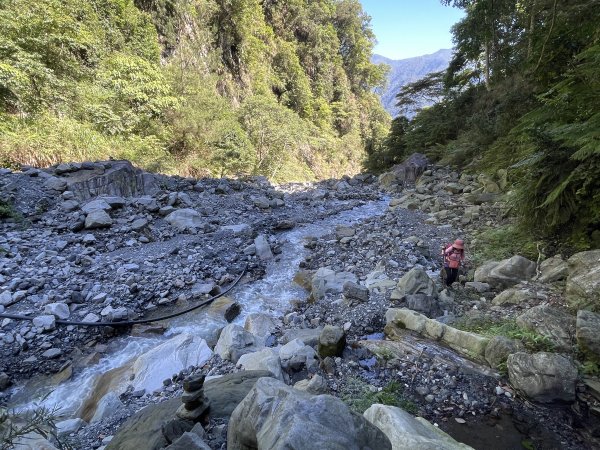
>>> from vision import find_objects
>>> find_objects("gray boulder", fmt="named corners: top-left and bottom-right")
top-left (81, 199), bottom-right (111, 214)
top-left (507, 352), bottom-right (577, 402)
top-left (474, 256), bottom-right (536, 289)
top-left (214, 324), bottom-right (258, 363)
top-left (85, 209), bottom-right (113, 229)
top-left (391, 268), bottom-right (438, 300)
top-left (363, 404), bottom-right (473, 450)
top-left (279, 338), bottom-right (317, 371)
top-left (491, 287), bottom-right (539, 306)
top-left (237, 348), bottom-right (283, 381)
top-left (44, 176), bottom-right (67, 192)
top-left (294, 375), bottom-right (328, 395)
top-left (33, 315), bottom-right (56, 331)
top-left (244, 313), bottom-right (277, 343)
top-left (537, 256), bottom-right (568, 283)
top-left (311, 268), bottom-right (357, 300)
top-left (43, 302), bottom-right (70, 320)
top-left (165, 209), bottom-right (203, 231)
top-left (204, 371), bottom-right (275, 419)
top-left (516, 305), bottom-right (575, 352)
top-left (343, 281), bottom-right (369, 302)
top-left (576, 310), bottom-right (600, 362)
top-left (253, 235), bottom-right (273, 261)
top-left (227, 377), bottom-right (391, 450)
top-left (280, 327), bottom-right (322, 347)
top-left (318, 325), bottom-right (346, 358)
top-left (485, 336), bottom-right (524, 369)
top-left (106, 398), bottom-right (180, 450)
top-left (165, 432), bottom-right (211, 450)
top-left (565, 250), bottom-right (600, 311)
top-left (56, 418), bottom-right (87, 436)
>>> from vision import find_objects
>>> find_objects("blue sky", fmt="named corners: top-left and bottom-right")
top-left (359, 0), bottom-right (465, 60)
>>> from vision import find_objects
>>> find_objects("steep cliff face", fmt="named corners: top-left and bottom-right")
top-left (372, 49), bottom-right (452, 117)
top-left (0, 0), bottom-right (390, 181)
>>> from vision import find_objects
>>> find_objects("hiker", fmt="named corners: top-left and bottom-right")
top-left (442, 239), bottom-right (465, 286)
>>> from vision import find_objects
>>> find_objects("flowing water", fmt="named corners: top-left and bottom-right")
top-left (14, 197), bottom-right (390, 417)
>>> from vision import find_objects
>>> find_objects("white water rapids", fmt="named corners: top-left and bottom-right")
top-left (14, 198), bottom-right (390, 418)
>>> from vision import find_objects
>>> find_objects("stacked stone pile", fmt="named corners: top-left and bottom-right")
top-left (176, 374), bottom-right (210, 423)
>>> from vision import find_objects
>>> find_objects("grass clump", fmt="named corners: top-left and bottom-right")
top-left (470, 224), bottom-right (540, 267)
top-left (455, 318), bottom-right (555, 353)
top-left (0, 199), bottom-right (17, 219)
top-left (341, 378), bottom-right (417, 415)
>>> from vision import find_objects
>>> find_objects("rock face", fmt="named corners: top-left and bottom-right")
top-left (227, 377), bottom-right (391, 450)
top-left (131, 334), bottom-right (212, 393)
top-left (474, 256), bottom-right (536, 289)
top-left (565, 250), bottom-right (600, 311)
top-left (507, 352), bottom-right (577, 403)
top-left (363, 404), bottom-right (473, 450)
top-left (65, 160), bottom-right (157, 200)
top-left (576, 310), bottom-right (600, 362)
top-left (516, 305), bottom-right (575, 352)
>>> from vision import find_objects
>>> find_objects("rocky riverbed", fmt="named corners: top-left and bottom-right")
top-left (1, 157), bottom-right (599, 450)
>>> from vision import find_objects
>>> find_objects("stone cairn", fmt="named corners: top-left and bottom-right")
top-left (176, 374), bottom-right (210, 423)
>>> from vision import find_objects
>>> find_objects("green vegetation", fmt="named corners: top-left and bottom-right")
top-left (0, 0), bottom-right (389, 181)
top-left (341, 378), bottom-right (417, 414)
top-left (470, 224), bottom-right (539, 266)
top-left (371, 0), bottom-right (599, 250)
top-left (455, 318), bottom-right (555, 353)
top-left (580, 360), bottom-right (600, 377)
top-left (0, 405), bottom-right (71, 450)
top-left (0, 199), bottom-right (15, 219)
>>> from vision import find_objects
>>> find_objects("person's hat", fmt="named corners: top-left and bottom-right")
top-left (453, 239), bottom-right (465, 249)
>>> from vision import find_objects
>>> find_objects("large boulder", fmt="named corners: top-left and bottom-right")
top-left (106, 398), bottom-right (180, 450)
top-left (244, 313), bottom-right (277, 345)
top-left (484, 336), bottom-right (524, 369)
top-left (537, 256), bottom-right (569, 283)
top-left (576, 310), bottom-right (600, 362)
top-left (474, 256), bottom-right (536, 289)
top-left (507, 352), bottom-right (577, 403)
top-left (279, 339), bottom-right (317, 371)
top-left (253, 234), bottom-right (273, 261)
top-left (565, 250), bottom-right (600, 311)
top-left (237, 348), bottom-right (283, 381)
top-left (516, 305), bottom-right (575, 352)
top-left (84, 209), bottom-right (112, 229)
top-left (64, 160), bottom-right (158, 200)
top-left (214, 324), bottom-right (258, 363)
top-left (363, 404), bottom-right (473, 450)
top-left (318, 325), bottom-right (346, 358)
top-left (491, 288), bottom-right (538, 306)
top-left (391, 269), bottom-right (438, 300)
top-left (165, 209), bottom-right (203, 231)
top-left (227, 377), bottom-right (391, 450)
top-left (311, 268), bottom-right (357, 300)
top-left (204, 370), bottom-right (275, 419)
top-left (392, 153), bottom-right (429, 184)
top-left (131, 334), bottom-right (212, 393)
top-left (91, 392), bottom-right (123, 422)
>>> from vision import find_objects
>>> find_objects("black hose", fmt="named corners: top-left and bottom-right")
top-left (0, 264), bottom-right (248, 327)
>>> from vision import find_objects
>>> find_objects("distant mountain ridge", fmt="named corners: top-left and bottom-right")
top-left (373, 49), bottom-right (453, 117)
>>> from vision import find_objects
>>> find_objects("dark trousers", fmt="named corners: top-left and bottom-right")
top-left (444, 267), bottom-right (459, 286)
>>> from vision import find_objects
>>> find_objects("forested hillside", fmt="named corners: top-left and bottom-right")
top-left (0, 0), bottom-right (390, 181)
top-left (370, 0), bottom-right (599, 250)
top-left (372, 49), bottom-right (452, 117)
